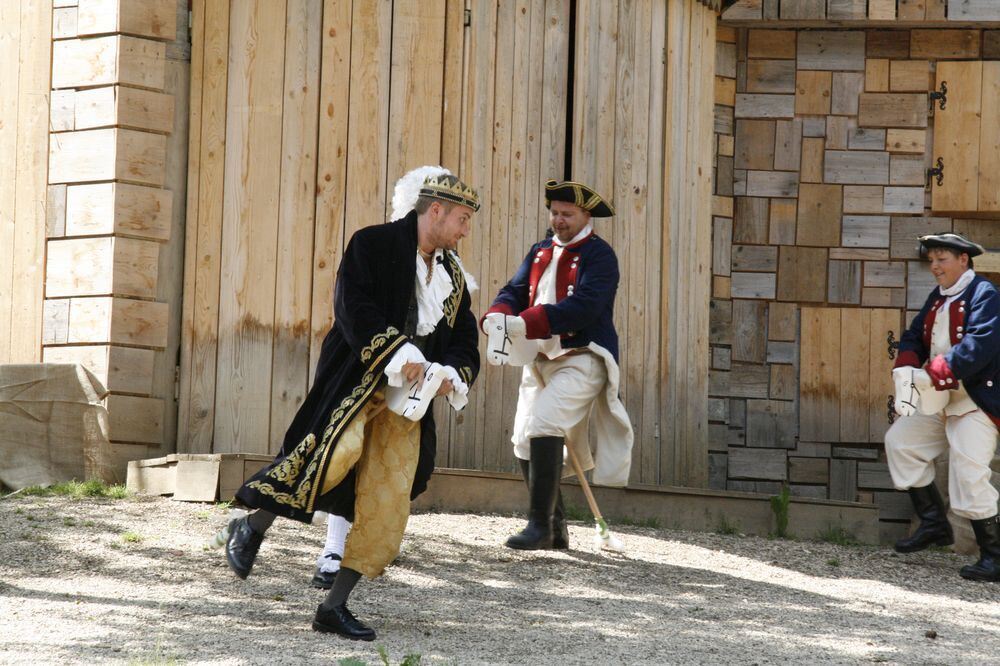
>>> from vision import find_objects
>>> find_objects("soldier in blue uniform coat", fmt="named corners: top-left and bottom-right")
top-left (483, 179), bottom-right (633, 550)
top-left (888, 232), bottom-right (1000, 582)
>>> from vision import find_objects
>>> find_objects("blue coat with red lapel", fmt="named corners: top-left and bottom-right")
top-left (895, 275), bottom-right (1000, 423)
top-left (484, 232), bottom-right (621, 362)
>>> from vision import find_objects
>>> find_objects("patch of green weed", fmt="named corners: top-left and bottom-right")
top-left (770, 485), bottom-right (791, 539)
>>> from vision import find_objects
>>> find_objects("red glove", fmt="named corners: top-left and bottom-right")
top-left (926, 354), bottom-right (957, 391)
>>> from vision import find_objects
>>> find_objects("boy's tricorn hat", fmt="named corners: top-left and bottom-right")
top-left (919, 232), bottom-right (985, 258)
top-left (544, 179), bottom-right (615, 218)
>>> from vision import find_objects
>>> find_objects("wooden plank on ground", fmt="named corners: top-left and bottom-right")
top-left (800, 308), bottom-right (841, 443)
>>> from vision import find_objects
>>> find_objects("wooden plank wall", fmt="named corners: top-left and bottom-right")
top-left (42, 0), bottom-right (187, 474)
top-left (179, 0), bottom-right (461, 455)
top-left (724, 0), bottom-right (968, 22)
top-left (179, 0), bottom-right (720, 489)
top-left (0, 0), bottom-right (52, 365)
top-left (709, 21), bottom-right (1000, 538)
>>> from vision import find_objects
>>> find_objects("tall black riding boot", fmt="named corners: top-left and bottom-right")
top-left (518, 458), bottom-right (569, 550)
top-left (959, 515), bottom-right (1000, 582)
top-left (894, 484), bottom-right (954, 553)
top-left (506, 437), bottom-right (562, 550)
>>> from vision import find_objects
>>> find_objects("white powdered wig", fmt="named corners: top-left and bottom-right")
top-left (390, 165), bottom-right (451, 221)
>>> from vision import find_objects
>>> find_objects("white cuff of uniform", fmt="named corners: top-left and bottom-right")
top-left (439, 365), bottom-right (469, 411)
top-left (384, 343), bottom-right (427, 387)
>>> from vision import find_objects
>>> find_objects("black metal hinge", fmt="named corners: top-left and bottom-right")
top-left (464, 8), bottom-right (471, 27)
top-left (928, 157), bottom-right (945, 187)
top-left (930, 81), bottom-right (948, 111)
top-left (887, 331), bottom-right (899, 360)
top-left (887, 395), bottom-right (896, 425)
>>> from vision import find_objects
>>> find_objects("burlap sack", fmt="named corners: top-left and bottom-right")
top-left (0, 364), bottom-right (113, 491)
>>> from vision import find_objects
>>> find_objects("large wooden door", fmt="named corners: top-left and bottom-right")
top-left (800, 307), bottom-right (901, 444)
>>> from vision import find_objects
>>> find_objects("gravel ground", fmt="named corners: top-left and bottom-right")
top-left (0, 494), bottom-right (998, 665)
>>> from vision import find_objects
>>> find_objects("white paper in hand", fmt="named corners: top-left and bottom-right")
top-left (386, 362), bottom-right (446, 421)
top-left (484, 313), bottom-right (537, 366)
top-left (893, 366), bottom-right (948, 417)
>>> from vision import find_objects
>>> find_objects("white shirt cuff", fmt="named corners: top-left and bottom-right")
top-left (384, 343), bottom-right (427, 387)
top-left (439, 365), bottom-right (469, 411)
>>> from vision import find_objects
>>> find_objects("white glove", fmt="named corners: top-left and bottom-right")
top-left (484, 313), bottom-right (537, 366)
top-left (504, 315), bottom-right (526, 338)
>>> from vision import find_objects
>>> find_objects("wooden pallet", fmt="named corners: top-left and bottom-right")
top-left (126, 453), bottom-right (272, 502)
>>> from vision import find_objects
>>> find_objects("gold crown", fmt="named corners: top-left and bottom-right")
top-left (420, 174), bottom-right (481, 212)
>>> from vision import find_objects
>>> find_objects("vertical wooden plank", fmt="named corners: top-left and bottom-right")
top-left (0, 0), bottom-right (22, 363)
top-left (177, 0), bottom-right (207, 452)
top-left (183, 0), bottom-right (230, 453)
top-left (457, 0), bottom-right (498, 470)
top-left (344, 0), bottom-right (392, 241)
top-left (440, 0), bottom-right (466, 171)
top-left (869, 308), bottom-right (901, 443)
top-left (269, 0), bottom-right (321, 452)
top-left (800, 307), bottom-right (841, 443)
top-left (9, 0), bottom-right (52, 363)
top-left (479, 0), bottom-right (516, 473)
top-left (931, 61), bottom-right (981, 213)
top-left (840, 309), bottom-right (870, 442)
top-left (309, 0), bottom-right (353, 386)
top-left (214, 0), bottom-right (288, 454)
top-left (979, 62), bottom-right (1000, 213)
top-left (386, 0), bottom-right (446, 208)
top-left (642, 0), bottom-right (666, 484)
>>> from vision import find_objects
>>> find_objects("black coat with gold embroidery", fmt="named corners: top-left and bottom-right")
top-left (235, 211), bottom-right (480, 524)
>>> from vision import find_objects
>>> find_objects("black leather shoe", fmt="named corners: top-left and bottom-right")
top-left (960, 515), bottom-right (1000, 582)
top-left (225, 516), bottom-right (264, 579)
top-left (312, 603), bottom-right (376, 641)
top-left (895, 484), bottom-right (954, 553)
top-left (517, 458), bottom-right (569, 550)
top-left (507, 437), bottom-right (562, 550)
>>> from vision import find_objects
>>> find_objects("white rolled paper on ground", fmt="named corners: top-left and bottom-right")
top-left (484, 313), bottom-right (538, 366)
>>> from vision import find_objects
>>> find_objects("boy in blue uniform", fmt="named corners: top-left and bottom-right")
top-left (888, 232), bottom-right (1000, 582)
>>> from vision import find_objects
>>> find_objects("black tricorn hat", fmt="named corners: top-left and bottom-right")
top-left (544, 179), bottom-right (615, 218)
top-left (919, 232), bottom-right (985, 259)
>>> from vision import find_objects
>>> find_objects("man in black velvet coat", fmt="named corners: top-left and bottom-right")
top-left (224, 172), bottom-right (481, 640)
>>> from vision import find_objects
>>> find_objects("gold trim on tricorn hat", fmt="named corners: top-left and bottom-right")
top-left (544, 179), bottom-right (615, 217)
top-left (420, 174), bottom-right (481, 212)
top-left (919, 232), bottom-right (985, 258)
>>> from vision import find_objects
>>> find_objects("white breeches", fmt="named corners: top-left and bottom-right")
top-left (885, 411), bottom-right (999, 519)
top-left (514, 352), bottom-right (606, 460)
